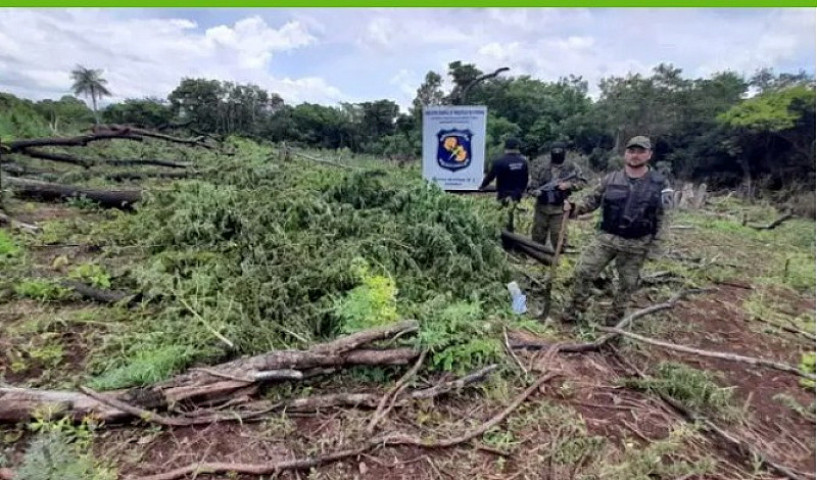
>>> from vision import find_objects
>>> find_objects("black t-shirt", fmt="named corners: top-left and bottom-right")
top-left (480, 152), bottom-right (529, 201)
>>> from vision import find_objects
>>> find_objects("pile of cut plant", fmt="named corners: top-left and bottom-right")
top-left (1, 137), bottom-right (529, 428)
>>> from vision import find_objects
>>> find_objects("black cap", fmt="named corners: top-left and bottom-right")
top-left (551, 141), bottom-right (566, 151)
top-left (504, 137), bottom-right (521, 150)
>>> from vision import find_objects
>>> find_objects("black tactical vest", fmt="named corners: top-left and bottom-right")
top-left (599, 170), bottom-right (665, 239)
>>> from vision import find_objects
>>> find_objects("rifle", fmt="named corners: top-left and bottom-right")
top-left (530, 171), bottom-right (585, 202)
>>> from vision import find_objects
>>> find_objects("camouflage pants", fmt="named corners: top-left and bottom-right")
top-left (566, 233), bottom-right (650, 324)
top-left (532, 203), bottom-right (566, 250)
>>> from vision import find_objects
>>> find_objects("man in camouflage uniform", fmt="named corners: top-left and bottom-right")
top-left (563, 136), bottom-right (667, 325)
top-left (529, 141), bottom-right (586, 251)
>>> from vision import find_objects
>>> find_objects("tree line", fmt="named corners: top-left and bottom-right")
top-left (1, 62), bottom-right (813, 194)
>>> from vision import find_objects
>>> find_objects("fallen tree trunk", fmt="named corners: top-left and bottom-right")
top-left (18, 148), bottom-right (92, 168)
top-left (104, 171), bottom-right (192, 182)
top-left (97, 125), bottom-right (215, 150)
top-left (60, 280), bottom-right (137, 305)
top-left (4, 176), bottom-right (142, 209)
top-left (749, 213), bottom-right (793, 230)
top-left (5, 132), bottom-right (142, 152)
top-left (501, 229), bottom-right (555, 255)
top-left (0, 321), bottom-right (420, 423)
top-left (108, 159), bottom-right (192, 169)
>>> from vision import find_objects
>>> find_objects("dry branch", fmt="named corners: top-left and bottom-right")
top-left (0, 322), bottom-right (420, 423)
top-left (749, 213), bottom-right (794, 230)
top-left (133, 369), bottom-right (555, 480)
top-left (599, 327), bottom-right (814, 380)
top-left (367, 350), bottom-right (427, 433)
top-left (0, 211), bottom-right (39, 234)
top-left (611, 347), bottom-right (812, 480)
top-left (4, 176), bottom-right (142, 209)
top-left (511, 288), bottom-right (714, 352)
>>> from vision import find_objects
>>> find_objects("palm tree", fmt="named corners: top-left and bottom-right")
top-left (70, 65), bottom-right (111, 124)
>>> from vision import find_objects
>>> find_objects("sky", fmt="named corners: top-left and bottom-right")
top-left (0, 8), bottom-right (814, 111)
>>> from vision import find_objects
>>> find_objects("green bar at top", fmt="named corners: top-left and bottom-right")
top-left (2, 0), bottom-right (816, 6)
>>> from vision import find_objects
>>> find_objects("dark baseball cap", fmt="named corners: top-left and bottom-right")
top-left (504, 137), bottom-right (521, 150)
top-left (625, 136), bottom-right (652, 149)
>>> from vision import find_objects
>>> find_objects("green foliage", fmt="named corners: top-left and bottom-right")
top-left (0, 93), bottom-right (52, 141)
top-left (0, 230), bottom-right (20, 257)
top-left (89, 345), bottom-right (196, 390)
top-left (415, 298), bottom-right (502, 373)
top-left (600, 425), bottom-right (713, 480)
top-left (334, 259), bottom-right (399, 333)
top-left (88, 149), bottom-right (510, 378)
top-left (773, 393), bottom-right (815, 422)
top-left (622, 362), bottom-right (738, 421)
top-left (15, 279), bottom-right (72, 302)
top-left (68, 263), bottom-right (111, 289)
top-left (799, 353), bottom-right (815, 390)
top-left (718, 86), bottom-right (815, 132)
top-left (16, 416), bottom-right (115, 480)
top-left (102, 97), bottom-right (173, 128)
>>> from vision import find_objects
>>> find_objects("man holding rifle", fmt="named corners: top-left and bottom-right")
top-left (529, 141), bottom-right (586, 252)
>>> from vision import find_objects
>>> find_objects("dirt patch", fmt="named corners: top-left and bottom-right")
top-left (627, 285), bottom-right (816, 473)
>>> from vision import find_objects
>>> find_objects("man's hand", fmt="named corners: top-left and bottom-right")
top-left (557, 182), bottom-right (572, 191)
top-left (563, 201), bottom-right (573, 212)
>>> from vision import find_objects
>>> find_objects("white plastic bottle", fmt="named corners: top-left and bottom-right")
top-left (506, 281), bottom-right (527, 314)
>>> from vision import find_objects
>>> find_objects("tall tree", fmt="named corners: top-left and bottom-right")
top-left (70, 65), bottom-right (111, 124)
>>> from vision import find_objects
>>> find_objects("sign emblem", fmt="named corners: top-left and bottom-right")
top-left (436, 129), bottom-right (473, 172)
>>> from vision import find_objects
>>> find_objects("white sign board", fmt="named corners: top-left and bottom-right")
top-left (422, 106), bottom-right (487, 191)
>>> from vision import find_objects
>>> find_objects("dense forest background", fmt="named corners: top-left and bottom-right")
top-left (2, 62), bottom-right (814, 208)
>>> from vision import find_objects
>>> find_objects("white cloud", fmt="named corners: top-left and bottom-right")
top-left (1, 8), bottom-right (813, 109)
top-left (0, 9), bottom-right (344, 106)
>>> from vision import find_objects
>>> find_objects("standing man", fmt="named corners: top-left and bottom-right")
top-left (479, 137), bottom-right (529, 204)
top-left (530, 141), bottom-right (586, 250)
top-left (563, 136), bottom-right (667, 325)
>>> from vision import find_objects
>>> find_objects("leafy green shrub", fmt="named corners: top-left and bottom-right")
top-left (622, 362), bottom-right (738, 421)
top-left (15, 279), bottom-right (72, 302)
top-left (89, 345), bottom-right (196, 390)
top-left (800, 353), bottom-right (815, 390)
top-left (17, 416), bottom-right (115, 480)
top-left (69, 263), bottom-right (111, 289)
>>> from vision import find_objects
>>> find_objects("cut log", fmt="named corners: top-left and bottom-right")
top-left (511, 241), bottom-right (553, 266)
top-left (5, 176), bottom-right (142, 209)
top-left (501, 229), bottom-right (555, 255)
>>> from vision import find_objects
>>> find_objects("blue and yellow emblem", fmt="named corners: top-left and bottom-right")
top-left (436, 129), bottom-right (473, 172)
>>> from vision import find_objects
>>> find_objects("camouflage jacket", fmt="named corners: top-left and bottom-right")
top-left (529, 158), bottom-right (586, 212)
